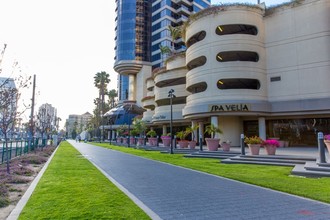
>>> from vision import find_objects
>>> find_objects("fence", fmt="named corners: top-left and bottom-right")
top-left (0, 138), bottom-right (48, 164)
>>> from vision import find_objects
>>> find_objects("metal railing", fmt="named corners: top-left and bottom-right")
top-left (0, 138), bottom-right (48, 164)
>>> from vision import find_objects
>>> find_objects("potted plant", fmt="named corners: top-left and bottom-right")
top-left (323, 134), bottom-right (330, 157)
top-left (132, 118), bottom-right (147, 146)
top-left (262, 139), bottom-right (280, 155)
top-left (185, 124), bottom-right (199, 149)
top-left (147, 130), bottom-right (157, 146)
top-left (176, 130), bottom-right (189, 148)
top-left (221, 140), bottom-right (231, 152)
top-left (244, 136), bottom-right (263, 155)
top-left (204, 124), bottom-right (223, 151)
top-left (161, 133), bottom-right (171, 147)
top-left (129, 129), bottom-right (139, 145)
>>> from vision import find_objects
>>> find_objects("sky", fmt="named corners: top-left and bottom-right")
top-left (0, 0), bottom-right (289, 128)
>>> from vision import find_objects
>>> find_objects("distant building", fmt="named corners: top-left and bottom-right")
top-left (66, 112), bottom-right (92, 138)
top-left (0, 77), bottom-right (17, 139)
top-left (35, 103), bottom-right (57, 139)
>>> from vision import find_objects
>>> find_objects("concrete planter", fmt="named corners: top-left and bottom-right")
top-left (264, 145), bottom-right (277, 155)
top-left (247, 144), bottom-right (260, 155)
top-left (205, 138), bottom-right (220, 151)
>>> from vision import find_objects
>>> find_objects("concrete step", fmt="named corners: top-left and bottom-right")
top-left (291, 164), bottom-right (330, 178)
top-left (184, 154), bottom-right (230, 159)
top-left (226, 156), bottom-right (309, 165)
top-left (240, 154), bottom-right (316, 161)
top-left (304, 161), bottom-right (330, 172)
top-left (221, 158), bottom-right (298, 166)
top-left (191, 151), bottom-right (240, 156)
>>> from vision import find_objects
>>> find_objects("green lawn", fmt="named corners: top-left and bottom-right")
top-left (92, 143), bottom-right (330, 204)
top-left (19, 141), bottom-right (150, 220)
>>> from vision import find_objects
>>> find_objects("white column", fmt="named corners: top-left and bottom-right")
top-left (258, 117), bottom-right (266, 140)
top-left (211, 116), bottom-right (220, 138)
top-left (192, 121), bottom-right (197, 141)
top-left (198, 121), bottom-right (204, 142)
top-left (128, 74), bottom-right (136, 101)
top-left (162, 125), bottom-right (167, 136)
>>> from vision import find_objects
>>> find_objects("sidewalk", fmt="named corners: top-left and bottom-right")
top-left (70, 140), bottom-right (330, 220)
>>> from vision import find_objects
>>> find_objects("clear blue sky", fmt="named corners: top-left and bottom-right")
top-left (0, 0), bottom-right (289, 128)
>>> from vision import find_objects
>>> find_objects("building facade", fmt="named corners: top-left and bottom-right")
top-left (140, 0), bottom-right (330, 147)
top-left (114, 0), bottom-right (211, 102)
top-left (66, 112), bottom-right (92, 138)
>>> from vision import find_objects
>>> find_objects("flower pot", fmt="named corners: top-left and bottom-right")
top-left (247, 144), bottom-right (260, 155)
top-left (221, 143), bottom-right (230, 152)
top-left (264, 145), bottom-right (277, 155)
top-left (137, 137), bottom-right (144, 146)
top-left (148, 137), bottom-right (157, 146)
top-left (188, 141), bottom-right (197, 149)
top-left (205, 138), bottom-right (220, 151)
top-left (178, 141), bottom-right (189, 148)
top-left (129, 137), bottom-right (135, 145)
top-left (161, 137), bottom-right (171, 147)
top-left (324, 140), bottom-right (330, 156)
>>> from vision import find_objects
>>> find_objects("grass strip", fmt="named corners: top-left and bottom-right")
top-left (19, 141), bottom-right (150, 220)
top-left (92, 143), bottom-right (330, 204)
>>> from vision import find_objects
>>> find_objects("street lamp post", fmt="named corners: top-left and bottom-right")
top-left (168, 89), bottom-right (175, 154)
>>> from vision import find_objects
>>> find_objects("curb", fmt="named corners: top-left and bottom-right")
top-left (7, 146), bottom-right (60, 220)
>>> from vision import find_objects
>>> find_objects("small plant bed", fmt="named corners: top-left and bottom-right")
top-left (0, 146), bottom-right (56, 219)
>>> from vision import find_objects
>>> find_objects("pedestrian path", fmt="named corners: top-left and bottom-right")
top-left (69, 141), bottom-right (330, 220)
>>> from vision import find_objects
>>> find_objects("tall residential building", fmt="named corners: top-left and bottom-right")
top-left (35, 103), bottom-right (57, 138)
top-left (114, 0), bottom-right (211, 102)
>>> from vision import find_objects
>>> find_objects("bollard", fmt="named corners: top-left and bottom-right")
top-left (199, 135), bottom-right (203, 151)
top-left (174, 135), bottom-right (177, 149)
top-left (156, 136), bottom-right (159, 147)
top-left (240, 134), bottom-right (245, 155)
top-left (318, 132), bottom-right (326, 163)
top-left (144, 136), bottom-right (147, 146)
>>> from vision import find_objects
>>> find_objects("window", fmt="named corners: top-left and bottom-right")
top-left (186, 82), bottom-right (207, 94)
top-left (217, 78), bottom-right (260, 90)
top-left (216, 51), bottom-right (259, 62)
top-left (215, 24), bottom-right (258, 36)
top-left (187, 56), bottom-right (206, 70)
top-left (186, 30), bottom-right (206, 48)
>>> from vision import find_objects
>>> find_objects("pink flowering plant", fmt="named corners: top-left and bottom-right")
top-left (324, 134), bottom-right (330, 141)
top-left (262, 139), bottom-right (280, 147)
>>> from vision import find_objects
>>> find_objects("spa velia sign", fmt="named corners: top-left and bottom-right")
top-left (209, 104), bottom-right (250, 112)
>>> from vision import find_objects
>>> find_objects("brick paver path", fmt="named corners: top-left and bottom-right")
top-left (70, 141), bottom-right (330, 220)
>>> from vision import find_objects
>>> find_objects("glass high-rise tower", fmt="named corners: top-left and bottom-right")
top-left (114, 0), bottom-right (211, 101)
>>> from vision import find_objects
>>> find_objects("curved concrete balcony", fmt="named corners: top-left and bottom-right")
top-left (154, 68), bottom-right (187, 88)
top-left (146, 78), bottom-right (155, 91)
top-left (152, 104), bottom-right (185, 124)
top-left (142, 96), bottom-right (156, 110)
top-left (165, 53), bottom-right (186, 71)
top-left (183, 91), bottom-right (271, 118)
top-left (142, 110), bottom-right (154, 123)
top-left (114, 60), bottom-right (151, 75)
top-left (154, 84), bottom-right (188, 103)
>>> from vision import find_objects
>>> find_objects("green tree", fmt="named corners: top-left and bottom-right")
top-left (107, 89), bottom-right (118, 109)
top-left (168, 25), bottom-right (182, 53)
top-left (94, 71), bottom-right (110, 140)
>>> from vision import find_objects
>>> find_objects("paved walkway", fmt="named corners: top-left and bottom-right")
top-left (69, 140), bottom-right (330, 220)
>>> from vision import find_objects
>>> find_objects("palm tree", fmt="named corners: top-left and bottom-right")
top-left (94, 71), bottom-right (110, 113)
top-left (94, 71), bottom-right (110, 140)
top-left (159, 44), bottom-right (171, 65)
top-left (107, 89), bottom-right (118, 109)
top-left (168, 25), bottom-right (182, 53)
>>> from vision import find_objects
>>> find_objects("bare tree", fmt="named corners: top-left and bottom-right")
top-left (0, 76), bottom-right (31, 174)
